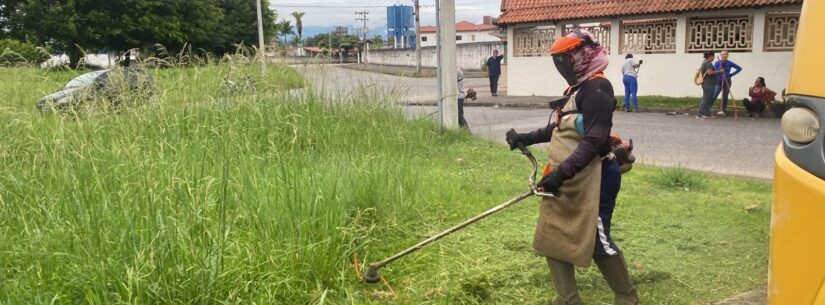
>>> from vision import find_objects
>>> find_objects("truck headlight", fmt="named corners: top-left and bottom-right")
top-left (782, 107), bottom-right (820, 144)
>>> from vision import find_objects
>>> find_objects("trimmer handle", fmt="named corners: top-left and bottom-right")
top-left (517, 142), bottom-right (533, 158)
top-left (519, 145), bottom-right (554, 198)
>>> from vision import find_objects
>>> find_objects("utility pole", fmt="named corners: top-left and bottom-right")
top-left (355, 11), bottom-right (369, 41)
top-left (255, 0), bottom-right (266, 74)
top-left (437, 0), bottom-right (458, 129)
top-left (414, 0), bottom-right (421, 73)
top-left (355, 11), bottom-right (369, 64)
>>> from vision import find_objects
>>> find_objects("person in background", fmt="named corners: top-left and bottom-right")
top-left (621, 54), bottom-right (643, 112)
top-left (769, 88), bottom-right (788, 118)
top-left (486, 50), bottom-right (505, 96)
top-left (712, 50), bottom-right (743, 116)
top-left (743, 77), bottom-right (777, 118)
top-left (457, 67), bottom-right (469, 127)
top-left (698, 51), bottom-right (724, 119)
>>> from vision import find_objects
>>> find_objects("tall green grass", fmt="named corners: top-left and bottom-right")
top-left (0, 62), bottom-right (453, 304)
top-left (0, 62), bottom-right (771, 304)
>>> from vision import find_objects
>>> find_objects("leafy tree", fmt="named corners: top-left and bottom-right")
top-left (369, 34), bottom-right (385, 49)
top-left (274, 20), bottom-right (294, 46)
top-left (215, 0), bottom-right (277, 55)
top-left (305, 33), bottom-right (360, 51)
top-left (2, 0), bottom-right (277, 67)
top-left (289, 35), bottom-right (302, 46)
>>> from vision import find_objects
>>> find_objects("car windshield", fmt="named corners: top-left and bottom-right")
top-left (64, 70), bottom-right (106, 89)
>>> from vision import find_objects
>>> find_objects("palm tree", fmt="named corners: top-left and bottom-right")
top-left (291, 12), bottom-right (306, 40)
top-left (276, 19), bottom-right (295, 46)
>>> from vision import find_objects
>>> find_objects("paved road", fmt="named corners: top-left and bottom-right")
top-left (298, 65), bottom-right (782, 179)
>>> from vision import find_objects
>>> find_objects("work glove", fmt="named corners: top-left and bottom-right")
top-left (505, 128), bottom-right (532, 150)
top-left (537, 169), bottom-right (571, 196)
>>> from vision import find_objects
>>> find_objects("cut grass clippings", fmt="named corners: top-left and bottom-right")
top-left (0, 63), bottom-right (770, 304)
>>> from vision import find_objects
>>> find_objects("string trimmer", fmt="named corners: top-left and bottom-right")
top-left (363, 143), bottom-right (553, 284)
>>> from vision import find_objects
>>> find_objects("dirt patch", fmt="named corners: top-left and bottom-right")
top-left (714, 285), bottom-right (766, 305)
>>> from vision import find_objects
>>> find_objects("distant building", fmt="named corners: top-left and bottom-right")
top-left (419, 17), bottom-right (502, 47)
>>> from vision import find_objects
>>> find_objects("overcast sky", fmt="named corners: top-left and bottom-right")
top-left (269, 0), bottom-right (502, 37)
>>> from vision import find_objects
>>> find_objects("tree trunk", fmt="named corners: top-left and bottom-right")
top-left (67, 46), bottom-right (81, 69)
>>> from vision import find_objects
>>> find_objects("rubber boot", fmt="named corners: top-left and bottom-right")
top-left (595, 253), bottom-right (639, 305)
top-left (546, 257), bottom-right (582, 305)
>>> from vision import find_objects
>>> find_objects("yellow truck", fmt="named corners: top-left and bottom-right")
top-left (769, 0), bottom-right (825, 304)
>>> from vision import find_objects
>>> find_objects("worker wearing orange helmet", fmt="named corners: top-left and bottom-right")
top-left (506, 29), bottom-right (639, 305)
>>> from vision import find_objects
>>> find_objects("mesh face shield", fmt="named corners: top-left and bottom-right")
top-left (552, 52), bottom-right (578, 86)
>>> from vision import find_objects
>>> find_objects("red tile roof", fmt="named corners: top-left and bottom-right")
top-left (420, 20), bottom-right (499, 33)
top-left (496, 0), bottom-right (802, 25)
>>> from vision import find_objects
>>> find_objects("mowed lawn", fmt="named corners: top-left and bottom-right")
top-left (0, 63), bottom-right (770, 304)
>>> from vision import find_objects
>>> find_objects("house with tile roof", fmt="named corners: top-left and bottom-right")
top-left (418, 17), bottom-right (503, 47)
top-left (495, 0), bottom-right (803, 97)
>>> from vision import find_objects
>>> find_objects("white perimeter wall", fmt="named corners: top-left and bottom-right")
top-left (506, 8), bottom-right (795, 98)
top-left (366, 41), bottom-right (506, 71)
top-left (420, 30), bottom-right (501, 47)
top-left (506, 52), bottom-right (792, 98)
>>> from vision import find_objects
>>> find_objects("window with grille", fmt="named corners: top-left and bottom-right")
top-left (620, 18), bottom-right (677, 54)
top-left (687, 15), bottom-right (753, 52)
top-left (512, 27), bottom-right (555, 57)
top-left (564, 23), bottom-right (612, 54)
top-left (764, 11), bottom-right (800, 52)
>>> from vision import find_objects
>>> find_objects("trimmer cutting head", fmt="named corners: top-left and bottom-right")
top-left (363, 266), bottom-right (382, 284)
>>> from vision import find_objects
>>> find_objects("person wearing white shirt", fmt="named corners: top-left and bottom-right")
top-left (457, 67), bottom-right (468, 127)
top-left (621, 54), bottom-right (643, 112)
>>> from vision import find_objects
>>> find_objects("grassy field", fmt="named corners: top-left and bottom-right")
top-left (0, 63), bottom-right (771, 304)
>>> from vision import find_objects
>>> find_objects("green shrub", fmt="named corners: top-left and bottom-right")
top-left (0, 39), bottom-right (51, 66)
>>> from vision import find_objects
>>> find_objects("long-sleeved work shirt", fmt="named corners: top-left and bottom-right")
top-left (521, 78), bottom-right (615, 177)
top-left (713, 60), bottom-right (742, 81)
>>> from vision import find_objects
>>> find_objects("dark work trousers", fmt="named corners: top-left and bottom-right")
top-left (458, 98), bottom-right (468, 127)
top-left (770, 103), bottom-right (786, 117)
top-left (698, 81), bottom-right (717, 117)
top-left (713, 78), bottom-right (732, 112)
top-left (593, 159), bottom-right (623, 259)
top-left (743, 98), bottom-right (766, 114)
top-left (489, 74), bottom-right (500, 95)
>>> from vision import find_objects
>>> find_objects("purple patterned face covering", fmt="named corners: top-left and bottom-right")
top-left (566, 30), bottom-right (609, 85)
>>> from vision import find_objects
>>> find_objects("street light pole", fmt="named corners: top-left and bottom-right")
top-left (255, 0), bottom-right (266, 75)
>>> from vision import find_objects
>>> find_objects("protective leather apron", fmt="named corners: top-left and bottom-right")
top-left (532, 90), bottom-right (602, 267)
